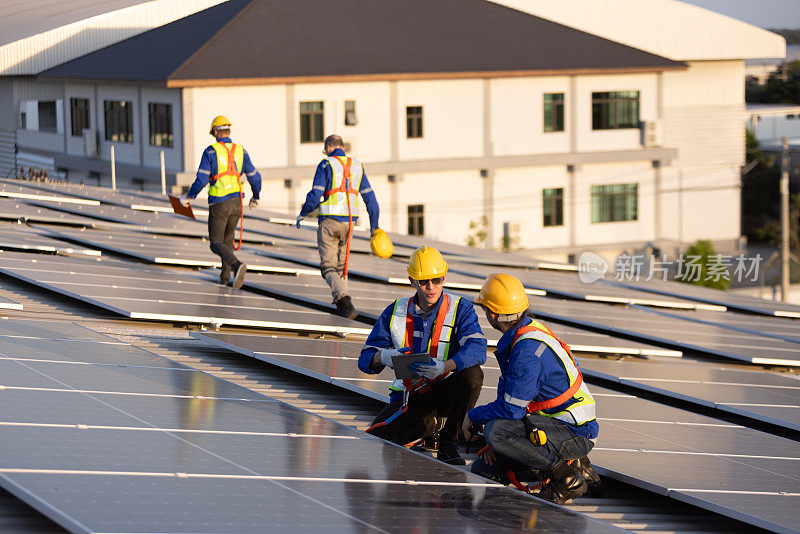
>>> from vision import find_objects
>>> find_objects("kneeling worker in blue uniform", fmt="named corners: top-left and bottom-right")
top-left (464, 273), bottom-right (600, 504)
top-left (358, 246), bottom-right (487, 465)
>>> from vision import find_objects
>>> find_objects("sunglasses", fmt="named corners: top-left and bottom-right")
top-left (417, 277), bottom-right (444, 287)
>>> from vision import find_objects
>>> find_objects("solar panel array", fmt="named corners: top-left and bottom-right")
top-left (0, 319), bottom-right (619, 534)
top-left (2, 179), bottom-right (800, 533)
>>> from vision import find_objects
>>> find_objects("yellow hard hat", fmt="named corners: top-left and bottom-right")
top-left (370, 229), bottom-right (394, 259)
top-left (407, 246), bottom-right (447, 280)
top-left (209, 115), bottom-right (232, 135)
top-left (475, 273), bottom-right (530, 315)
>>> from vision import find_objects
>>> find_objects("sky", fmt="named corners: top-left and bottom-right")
top-left (679, 0), bottom-right (800, 29)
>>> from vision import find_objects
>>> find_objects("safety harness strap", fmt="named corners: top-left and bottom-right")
top-left (210, 143), bottom-right (241, 185)
top-left (323, 156), bottom-right (358, 196)
top-left (401, 294), bottom-right (451, 394)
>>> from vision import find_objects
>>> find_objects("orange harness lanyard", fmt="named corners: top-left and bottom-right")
top-left (512, 324), bottom-right (583, 412)
top-left (401, 294), bottom-right (451, 395)
top-left (210, 143), bottom-right (244, 251)
top-left (328, 156), bottom-right (358, 278)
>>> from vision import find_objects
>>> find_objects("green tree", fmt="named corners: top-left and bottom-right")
top-left (746, 60), bottom-right (800, 104)
top-left (465, 216), bottom-right (487, 248)
top-left (678, 240), bottom-right (730, 290)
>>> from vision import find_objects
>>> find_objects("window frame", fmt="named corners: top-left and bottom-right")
top-left (543, 93), bottom-right (565, 133)
top-left (70, 98), bottom-right (90, 137)
top-left (591, 91), bottom-right (640, 130)
top-left (406, 106), bottom-right (423, 139)
top-left (542, 187), bottom-right (564, 227)
top-left (299, 101), bottom-right (324, 143)
top-left (591, 183), bottom-right (638, 223)
top-left (37, 101), bottom-right (57, 133)
top-left (344, 100), bottom-right (357, 126)
top-left (148, 102), bottom-right (173, 148)
top-left (103, 100), bottom-right (134, 144)
top-left (407, 204), bottom-right (424, 236)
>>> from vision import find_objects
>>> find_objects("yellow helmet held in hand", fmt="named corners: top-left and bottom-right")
top-left (209, 115), bottom-right (232, 135)
top-left (475, 273), bottom-right (529, 316)
top-left (370, 228), bottom-right (394, 259)
top-left (407, 246), bottom-right (447, 280)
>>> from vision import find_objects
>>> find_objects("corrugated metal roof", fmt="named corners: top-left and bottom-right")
top-left (0, 0), bottom-right (229, 75)
top-left (489, 0), bottom-right (785, 61)
top-left (39, 0), bottom-right (684, 86)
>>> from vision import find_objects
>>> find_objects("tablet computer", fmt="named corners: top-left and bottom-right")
top-left (392, 353), bottom-right (433, 380)
top-left (168, 195), bottom-right (196, 220)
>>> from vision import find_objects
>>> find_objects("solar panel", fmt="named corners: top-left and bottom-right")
top-left (447, 260), bottom-right (726, 311)
top-left (0, 224), bottom-right (101, 256)
top-left (580, 357), bottom-right (800, 432)
top-left (0, 197), bottom-right (99, 226)
top-left (0, 296), bottom-right (22, 310)
top-left (0, 251), bottom-right (370, 336)
top-left (193, 331), bottom-right (800, 533)
top-left (0, 181), bottom-right (101, 205)
top-left (37, 225), bottom-right (320, 275)
top-left (612, 277), bottom-right (800, 319)
top-left (630, 304), bottom-right (800, 344)
top-left (0, 318), bottom-right (615, 533)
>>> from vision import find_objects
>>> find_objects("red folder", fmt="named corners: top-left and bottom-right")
top-left (168, 195), bottom-right (196, 220)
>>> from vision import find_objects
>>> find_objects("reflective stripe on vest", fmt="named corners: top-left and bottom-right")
top-left (512, 320), bottom-right (596, 426)
top-left (318, 156), bottom-right (363, 217)
top-left (208, 142), bottom-right (244, 199)
top-left (387, 293), bottom-right (460, 394)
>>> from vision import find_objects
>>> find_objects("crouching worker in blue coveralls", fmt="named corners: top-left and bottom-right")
top-left (358, 246), bottom-right (487, 466)
top-left (463, 273), bottom-right (602, 505)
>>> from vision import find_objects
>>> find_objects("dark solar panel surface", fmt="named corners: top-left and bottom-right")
top-left (0, 224), bottom-right (100, 256)
top-left (0, 251), bottom-right (369, 335)
top-left (195, 330), bottom-right (800, 533)
top-left (0, 319), bottom-right (613, 534)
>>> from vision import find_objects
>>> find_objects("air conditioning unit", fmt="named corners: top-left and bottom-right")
top-left (83, 129), bottom-right (98, 158)
top-left (641, 120), bottom-right (663, 148)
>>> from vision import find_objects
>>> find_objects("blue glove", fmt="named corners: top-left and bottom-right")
top-left (379, 347), bottom-right (411, 368)
top-left (295, 216), bottom-right (303, 229)
top-left (409, 358), bottom-right (446, 379)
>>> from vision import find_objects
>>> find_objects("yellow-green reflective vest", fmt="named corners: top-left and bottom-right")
top-left (319, 155), bottom-right (363, 217)
top-left (512, 319), bottom-right (596, 426)
top-left (208, 142), bottom-right (244, 199)
top-left (387, 293), bottom-right (460, 393)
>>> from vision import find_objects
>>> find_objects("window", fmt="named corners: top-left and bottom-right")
top-left (344, 100), bottom-right (357, 126)
top-left (542, 188), bottom-right (564, 227)
top-left (788, 114), bottom-right (796, 120)
top-left (408, 204), bottom-right (424, 236)
top-left (38, 101), bottom-right (57, 133)
top-left (591, 91), bottom-right (639, 130)
top-left (70, 98), bottom-right (90, 137)
top-left (148, 103), bottom-right (173, 147)
top-left (104, 100), bottom-right (133, 143)
top-left (300, 101), bottom-right (324, 143)
top-left (591, 184), bottom-right (638, 223)
top-left (406, 106), bottom-right (423, 138)
top-left (543, 93), bottom-right (564, 132)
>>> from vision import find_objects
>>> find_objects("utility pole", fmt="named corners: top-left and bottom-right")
top-left (781, 137), bottom-right (790, 301)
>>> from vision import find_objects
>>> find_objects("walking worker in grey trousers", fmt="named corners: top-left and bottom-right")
top-left (296, 135), bottom-right (381, 319)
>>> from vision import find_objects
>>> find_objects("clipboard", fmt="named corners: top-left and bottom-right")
top-left (168, 195), bottom-right (196, 220)
top-left (392, 353), bottom-right (433, 380)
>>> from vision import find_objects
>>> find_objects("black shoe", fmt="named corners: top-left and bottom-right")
top-left (232, 262), bottom-right (247, 289)
top-left (538, 460), bottom-right (587, 505)
top-left (335, 295), bottom-right (358, 319)
top-left (437, 443), bottom-right (466, 465)
top-left (575, 457), bottom-right (604, 497)
top-left (219, 266), bottom-right (231, 285)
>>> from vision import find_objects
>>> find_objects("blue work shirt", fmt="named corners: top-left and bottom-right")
top-left (359, 292), bottom-right (487, 402)
top-left (299, 148), bottom-right (380, 231)
top-left (468, 316), bottom-right (599, 439)
top-left (188, 137), bottom-right (262, 204)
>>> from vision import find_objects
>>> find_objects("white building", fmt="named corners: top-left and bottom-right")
top-left (1, 0), bottom-right (786, 262)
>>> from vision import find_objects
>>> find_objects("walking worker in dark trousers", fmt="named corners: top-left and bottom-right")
top-left (181, 116), bottom-right (261, 289)
top-left (358, 246), bottom-right (487, 465)
top-left (464, 273), bottom-right (601, 504)
top-left (296, 134), bottom-right (380, 319)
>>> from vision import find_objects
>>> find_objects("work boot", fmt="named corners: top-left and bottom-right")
top-left (575, 457), bottom-right (604, 497)
top-left (437, 442), bottom-right (466, 465)
top-left (232, 262), bottom-right (247, 289)
top-left (537, 459), bottom-right (587, 505)
top-left (335, 295), bottom-right (358, 319)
